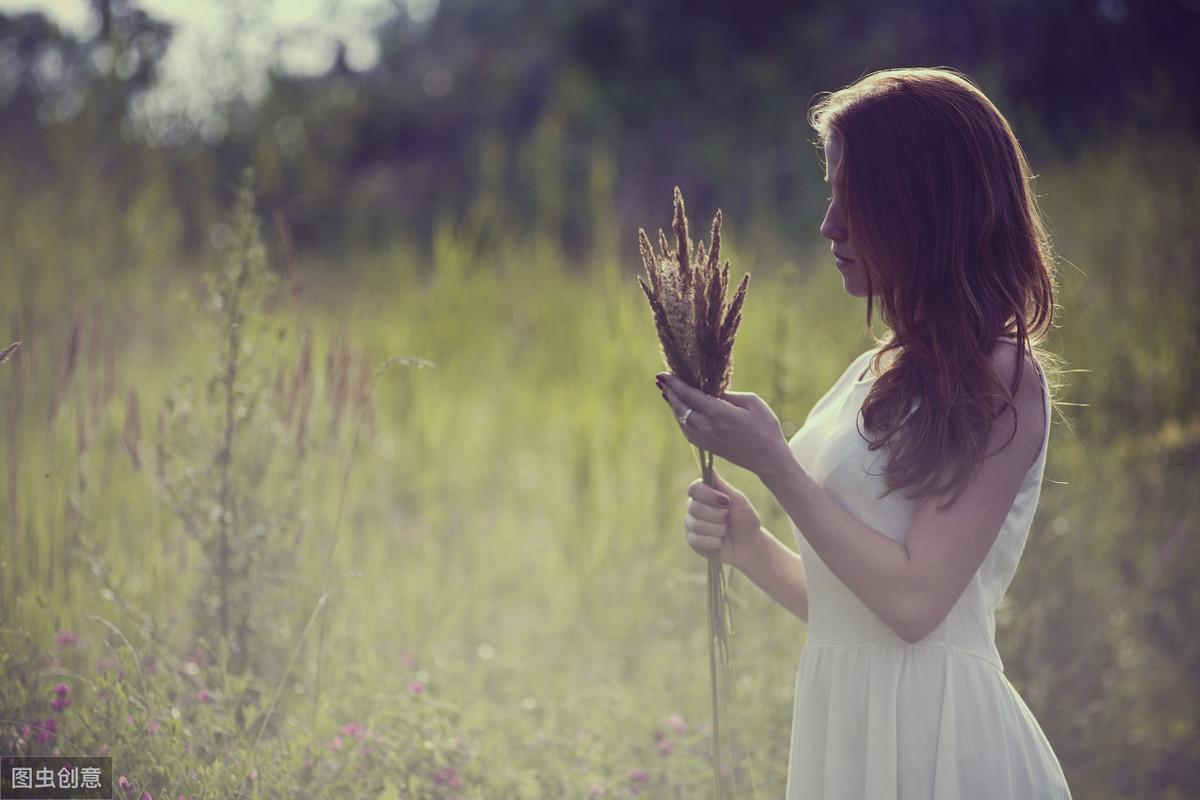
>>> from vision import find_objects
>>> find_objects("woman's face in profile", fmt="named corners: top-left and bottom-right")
top-left (820, 136), bottom-right (869, 298)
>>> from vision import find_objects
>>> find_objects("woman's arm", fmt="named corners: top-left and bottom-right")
top-left (755, 347), bottom-right (1046, 643)
top-left (757, 458), bottom-right (916, 638)
top-left (659, 345), bottom-right (1045, 643)
top-left (737, 526), bottom-right (809, 623)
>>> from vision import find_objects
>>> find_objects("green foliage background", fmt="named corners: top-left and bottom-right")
top-left (1, 1), bottom-right (1199, 798)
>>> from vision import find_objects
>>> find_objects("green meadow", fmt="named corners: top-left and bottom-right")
top-left (2, 132), bottom-right (1198, 798)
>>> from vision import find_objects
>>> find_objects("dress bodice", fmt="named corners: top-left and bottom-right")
top-left (786, 336), bottom-right (1051, 669)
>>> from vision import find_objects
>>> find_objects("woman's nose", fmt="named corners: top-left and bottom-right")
top-left (820, 203), bottom-right (846, 242)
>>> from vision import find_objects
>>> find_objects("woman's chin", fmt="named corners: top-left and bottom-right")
top-left (837, 264), bottom-right (868, 297)
top-left (838, 274), bottom-right (866, 297)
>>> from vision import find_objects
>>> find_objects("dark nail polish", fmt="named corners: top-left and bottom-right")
top-left (719, 496), bottom-right (730, 507)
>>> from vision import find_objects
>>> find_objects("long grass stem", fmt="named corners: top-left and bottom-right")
top-left (698, 444), bottom-right (733, 797)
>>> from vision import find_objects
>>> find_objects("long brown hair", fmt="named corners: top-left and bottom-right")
top-left (809, 67), bottom-right (1062, 511)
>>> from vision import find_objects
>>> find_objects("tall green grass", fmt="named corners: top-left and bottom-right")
top-left (1, 131), bottom-right (1197, 798)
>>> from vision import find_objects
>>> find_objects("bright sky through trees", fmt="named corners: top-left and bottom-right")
top-left (0, 0), bottom-right (438, 133)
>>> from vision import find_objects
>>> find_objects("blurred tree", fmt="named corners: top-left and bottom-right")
top-left (2, 0), bottom-right (1199, 256)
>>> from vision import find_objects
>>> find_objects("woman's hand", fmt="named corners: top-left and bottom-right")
top-left (656, 372), bottom-right (792, 480)
top-left (684, 467), bottom-right (766, 572)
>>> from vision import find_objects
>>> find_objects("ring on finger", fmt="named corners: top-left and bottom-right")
top-left (677, 407), bottom-right (693, 425)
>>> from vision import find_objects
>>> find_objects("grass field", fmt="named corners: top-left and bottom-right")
top-left (1, 133), bottom-right (1198, 798)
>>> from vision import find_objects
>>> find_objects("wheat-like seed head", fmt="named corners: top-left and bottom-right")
top-left (637, 187), bottom-right (750, 397)
top-left (0, 341), bottom-right (20, 364)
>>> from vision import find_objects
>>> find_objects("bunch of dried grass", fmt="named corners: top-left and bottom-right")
top-left (638, 188), bottom-right (749, 398)
top-left (637, 186), bottom-right (750, 799)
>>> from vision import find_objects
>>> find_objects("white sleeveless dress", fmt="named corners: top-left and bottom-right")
top-left (783, 336), bottom-right (1072, 799)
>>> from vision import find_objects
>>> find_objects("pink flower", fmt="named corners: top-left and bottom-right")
top-left (407, 680), bottom-right (425, 695)
top-left (666, 713), bottom-right (687, 734)
top-left (589, 783), bottom-right (607, 796)
top-left (245, 768), bottom-right (257, 782)
top-left (627, 768), bottom-right (648, 784)
top-left (197, 689), bottom-right (213, 704)
top-left (656, 737), bottom-right (676, 756)
top-left (327, 735), bottom-right (344, 751)
top-left (140, 793), bottom-right (152, 800)
top-left (56, 630), bottom-right (78, 648)
top-left (432, 767), bottom-right (462, 788)
top-left (147, 718), bottom-right (162, 735)
top-left (341, 721), bottom-right (366, 739)
top-left (50, 684), bottom-right (71, 712)
top-left (34, 718), bottom-right (57, 744)
top-left (118, 775), bottom-right (132, 792)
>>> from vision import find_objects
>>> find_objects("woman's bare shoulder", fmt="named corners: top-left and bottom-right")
top-left (991, 339), bottom-right (1044, 388)
top-left (988, 340), bottom-right (1047, 465)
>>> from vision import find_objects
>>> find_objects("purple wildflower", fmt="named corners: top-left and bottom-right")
top-left (34, 718), bottom-right (57, 744)
top-left (432, 767), bottom-right (462, 788)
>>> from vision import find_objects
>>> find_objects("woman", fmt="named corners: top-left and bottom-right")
top-left (656, 68), bottom-right (1072, 799)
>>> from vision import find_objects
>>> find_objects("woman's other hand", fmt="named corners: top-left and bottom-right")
top-left (684, 467), bottom-right (765, 571)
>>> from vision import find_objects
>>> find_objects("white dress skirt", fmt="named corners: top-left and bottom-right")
top-left (783, 337), bottom-right (1072, 799)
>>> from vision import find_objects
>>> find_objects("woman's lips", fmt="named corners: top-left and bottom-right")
top-left (836, 256), bottom-right (854, 268)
